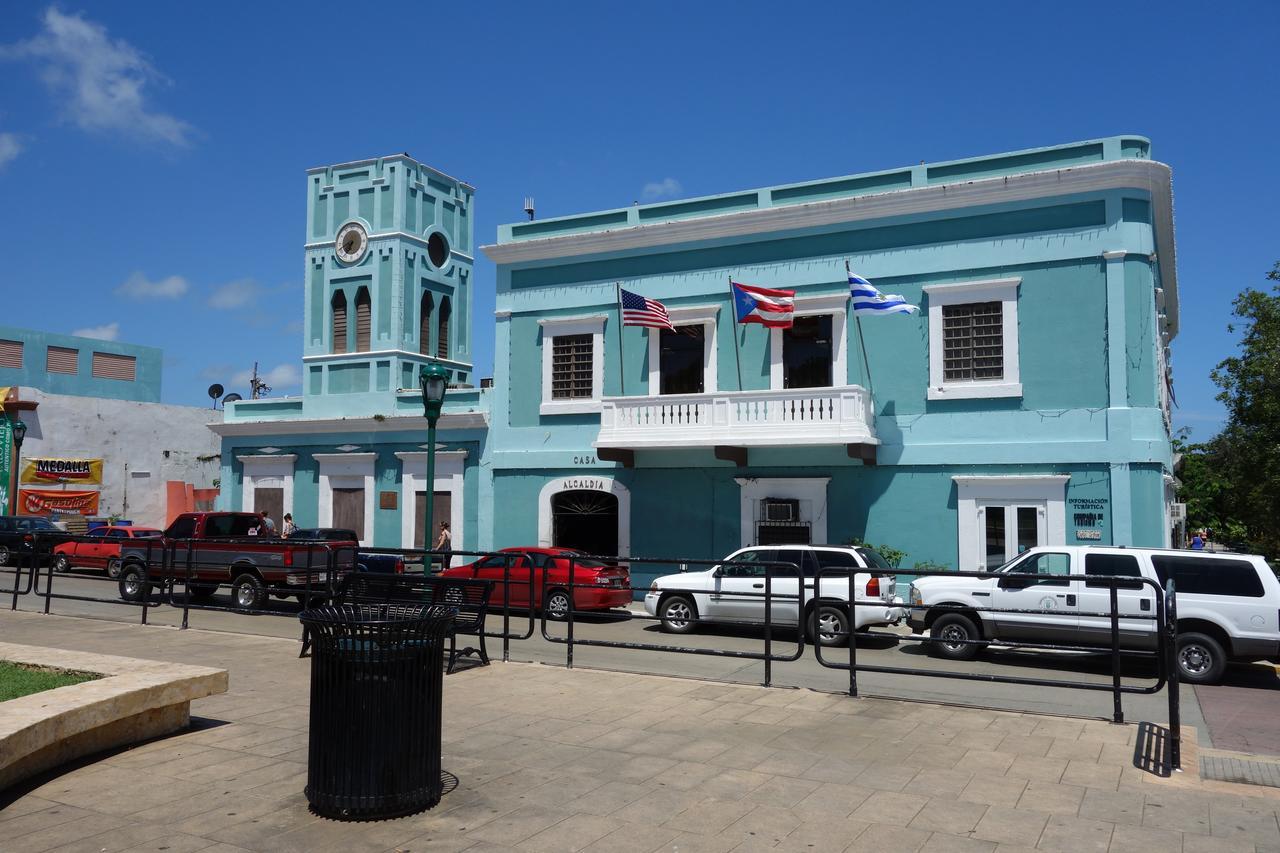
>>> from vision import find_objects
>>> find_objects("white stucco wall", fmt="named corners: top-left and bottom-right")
top-left (14, 388), bottom-right (222, 528)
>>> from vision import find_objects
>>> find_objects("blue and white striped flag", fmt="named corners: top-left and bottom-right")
top-left (849, 273), bottom-right (918, 316)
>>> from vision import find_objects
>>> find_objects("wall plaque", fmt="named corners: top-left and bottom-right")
top-left (379, 490), bottom-right (398, 510)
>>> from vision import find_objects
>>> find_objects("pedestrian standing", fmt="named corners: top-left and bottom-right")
top-left (259, 510), bottom-right (276, 537)
top-left (282, 513), bottom-right (296, 538)
top-left (434, 521), bottom-right (452, 571)
top-left (1191, 530), bottom-right (1204, 550)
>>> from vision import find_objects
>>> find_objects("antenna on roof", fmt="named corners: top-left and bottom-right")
top-left (207, 383), bottom-right (224, 409)
top-left (523, 197), bottom-right (535, 221)
top-left (249, 362), bottom-right (271, 400)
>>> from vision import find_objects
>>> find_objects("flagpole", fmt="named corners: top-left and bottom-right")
top-left (728, 276), bottom-right (744, 391)
top-left (615, 283), bottom-right (626, 397)
top-left (847, 260), bottom-right (874, 398)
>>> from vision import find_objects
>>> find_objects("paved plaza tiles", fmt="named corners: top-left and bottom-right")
top-left (1, 610), bottom-right (1278, 852)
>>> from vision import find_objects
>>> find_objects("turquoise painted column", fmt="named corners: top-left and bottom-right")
top-left (1103, 249), bottom-right (1133, 545)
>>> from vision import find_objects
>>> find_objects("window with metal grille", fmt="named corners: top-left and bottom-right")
top-left (331, 291), bottom-right (347, 354)
top-left (551, 334), bottom-right (593, 399)
top-left (942, 301), bottom-right (1003, 381)
top-left (91, 351), bottom-right (136, 381)
top-left (47, 346), bottom-right (78, 374)
top-left (437, 296), bottom-right (451, 360)
top-left (0, 339), bottom-right (22, 368)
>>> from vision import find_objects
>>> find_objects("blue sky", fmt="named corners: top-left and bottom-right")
top-left (1, 2), bottom-right (1275, 438)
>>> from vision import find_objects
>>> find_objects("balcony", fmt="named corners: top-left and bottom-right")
top-left (595, 385), bottom-right (878, 465)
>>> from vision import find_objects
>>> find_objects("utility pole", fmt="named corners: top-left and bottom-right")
top-left (249, 362), bottom-right (271, 400)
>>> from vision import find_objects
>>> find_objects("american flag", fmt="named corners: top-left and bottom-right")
top-left (619, 288), bottom-right (674, 330)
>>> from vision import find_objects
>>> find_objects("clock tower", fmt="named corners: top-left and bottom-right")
top-left (301, 155), bottom-right (474, 399)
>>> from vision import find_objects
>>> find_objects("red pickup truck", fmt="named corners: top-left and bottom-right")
top-left (116, 511), bottom-right (356, 610)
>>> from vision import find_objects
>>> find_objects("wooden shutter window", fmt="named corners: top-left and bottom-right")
top-left (419, 291), bottom-right (434, 355)
top-left (331, 291), bottom-right (348, 354)
top-left (0, 339), bottom-right (24, 369)
top-left (355, 287), bottom-right (371, 352)
top-left (437, 296), bottom-right (451, 360)
top-left (47, 346), bottom-right (79, 375)
top-left (91, 351), bottom-right (136, 381)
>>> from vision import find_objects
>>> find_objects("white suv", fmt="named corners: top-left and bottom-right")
top-left (645, 545), bottom-right (905, 646)
top-left (907, 545), bottom-right (1280, 684)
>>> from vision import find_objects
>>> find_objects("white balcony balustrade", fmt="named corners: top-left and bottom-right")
top-left (595, 385), bottom-right (877, 450)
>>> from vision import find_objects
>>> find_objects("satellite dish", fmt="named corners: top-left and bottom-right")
top-left (222, 393), bottom-right (243, 406)
top-left (207, 383), bottom-right (224, 400)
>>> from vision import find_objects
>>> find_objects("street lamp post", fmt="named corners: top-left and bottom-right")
top-left (419, 364), bottom-right (448, 575)
top-left (10, 418), bottom-right (27, 515)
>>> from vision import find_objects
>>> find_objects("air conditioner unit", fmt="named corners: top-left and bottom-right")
top-left (762, 499), bottom-right (799, 523)
top-left (1170, 503), bottom-right (1187, 523)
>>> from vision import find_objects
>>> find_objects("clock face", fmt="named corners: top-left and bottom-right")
top-left (335, 222), bottom-right (368, 264)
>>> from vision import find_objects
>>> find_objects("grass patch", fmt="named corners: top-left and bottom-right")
top-left (0, 661), bottom-right (100, 702)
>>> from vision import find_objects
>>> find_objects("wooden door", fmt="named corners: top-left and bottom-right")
top-left (332, 488), bottom-right (364, 540)
top-left (254, 488), bottom-right (284, 532)
top-left (413, 491), bottom-right (452, 550)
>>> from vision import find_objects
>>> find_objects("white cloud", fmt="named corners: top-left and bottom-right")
top-left (208, 279), bottom-right (262, 310)
top-left (71, 321), bottom-right (119, 341)
top-left (0, 8), bottom-right (193, 146)
top-left (0, 133), bottom-right (20, 168)
top-left (641, 177), bottom-right (683, 201)
top-left (231, 363), bottom-right (301, 390)
top-left (115, 271), bottom-right (188, 300)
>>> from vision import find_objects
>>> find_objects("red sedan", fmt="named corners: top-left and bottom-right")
top-left (53, 526), bottom-right (163, 578)
top-left (441, 547), bottom-right (632, 619)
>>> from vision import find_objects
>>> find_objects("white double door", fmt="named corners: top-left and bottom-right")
top-left (978, 501), bottom-right (1047, 571)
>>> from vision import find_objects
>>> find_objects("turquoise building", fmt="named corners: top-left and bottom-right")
top-left (0, 326), bottom-right (162, 402)
top-left (482, 135), bottom-right (1177, 586)
top-left (217, 137), bottom-right (1179, 591)
top-left (212, 155), bottom-right (489, 549)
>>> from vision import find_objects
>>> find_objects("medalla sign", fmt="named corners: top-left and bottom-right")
top-left (20, 458), bottom-right (104, 485)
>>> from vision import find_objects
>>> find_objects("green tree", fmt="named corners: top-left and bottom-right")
top-left (1202, 262), bottom-right (1280, 557)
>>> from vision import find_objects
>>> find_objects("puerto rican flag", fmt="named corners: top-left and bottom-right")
top-left (731, 281), bottom-right (795, 328)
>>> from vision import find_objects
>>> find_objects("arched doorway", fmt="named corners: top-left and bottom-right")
top-left (551, 490), bottom-right (619, 556)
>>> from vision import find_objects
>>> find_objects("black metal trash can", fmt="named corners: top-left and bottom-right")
top-left (299, 603), bottom-right (455, 820)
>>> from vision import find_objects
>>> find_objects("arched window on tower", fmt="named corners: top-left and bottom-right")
top-left (419, 291), bottom-right (434, 356)
top-left (354, 286), bottom-right (371, 352)
top-left (437, 296), bottom-right (451, 360)
top-left (331, 290), bottom-right (348, 354)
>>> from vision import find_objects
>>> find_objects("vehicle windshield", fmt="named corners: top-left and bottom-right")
top-left (990, 552), bottom-right (1034, 574)
top-left (855, 547), bottom-right (893, 572)
top-left (204, 515), bottom-right (258, 537)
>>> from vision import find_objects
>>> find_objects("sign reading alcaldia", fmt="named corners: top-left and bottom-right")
top-left (20, 458), bottom-right (104, 484)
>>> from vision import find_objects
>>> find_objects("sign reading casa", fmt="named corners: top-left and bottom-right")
top-left (20, 458), bottom-right (104, 485)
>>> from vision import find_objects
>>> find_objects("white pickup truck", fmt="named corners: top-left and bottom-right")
top-left (907, 545), bottom-right (1280, 683)
top-left (645, 544), bottom-right (904, 646)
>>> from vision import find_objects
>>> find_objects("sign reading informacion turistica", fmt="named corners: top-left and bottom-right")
top-left (20, 458), bottom-right (104, 485)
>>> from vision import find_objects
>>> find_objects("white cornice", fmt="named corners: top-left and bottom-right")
top-left (210, 411), bottom-right (487, 437)
top-left (482, 159), bottom-right (1179, 337)
top-left (234, 454), bottom-right (298, 464)
top-left (311, 452), bottom-right (378, 462)
top-left (302, 350), bottom-right (473, 370)
top-left (952, 475), bottom-right (1071, 487)
top-left (393, 450), bottom-right (469, 462)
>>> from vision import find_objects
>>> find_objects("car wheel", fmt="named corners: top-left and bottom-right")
top-left (232, 573), bottom-right (267, 611)
top-left (0, 545), bottom-right (10, 566)
top-left (106, 558), bottom-right (122, 579)
top-left (808, 604), bottom-right (850, 647)
top-left (1177, 632), bottom-right (1226, 685)
top-left (544, 589), bottom-right (571, 620)
top-left (53, 554), bottom-right (70, 573)
top-left (929, 613), bottom-right (982, 661)
top-left (659, 594), bottom-right (698, 634)
top-left (187, 583), bottom-right (218, 602)
top-left (118, 565), bottom-right (152, 603)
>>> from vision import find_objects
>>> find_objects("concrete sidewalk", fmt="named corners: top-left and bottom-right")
top-left (1, 610), bottom-right (1279, 853)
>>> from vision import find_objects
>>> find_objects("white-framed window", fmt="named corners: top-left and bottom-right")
top-left (315, 453), bottom-right (377, 545)
top-left (769, 294), bottom-right (848, 390)
top-left (924, 277), bottom-right (1021, 400)
top-left (647, 304), bottom-right (719, 396)
top-left (540, 315), bottom-right (606, 415)
top-left (735, 477), bottom-right (830, 547)
top-left (237, 454), bottom-right (297, 521)
top-left (953, 475), bottom-right (1068, 572)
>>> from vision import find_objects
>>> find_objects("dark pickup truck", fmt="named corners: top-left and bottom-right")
top-left (117, 511), bottom-right (356, 610)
